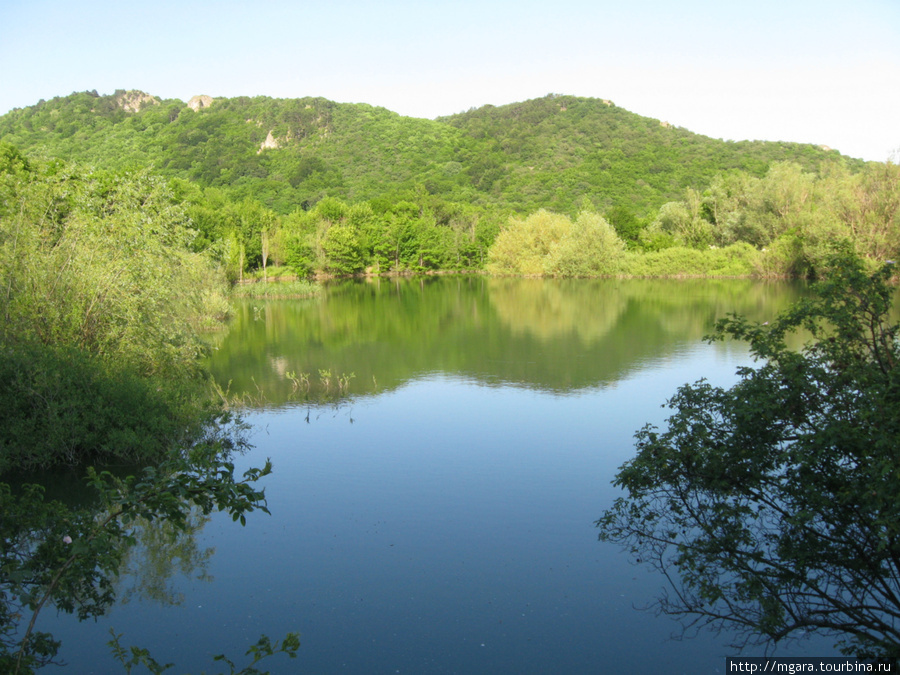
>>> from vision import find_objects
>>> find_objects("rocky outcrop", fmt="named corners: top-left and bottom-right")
top-left (116, 90), bottom-right (159, 113)
top-left (258, 130), bottom-right (280, 153)
top-left (187, 95), bottom-right (215, 111)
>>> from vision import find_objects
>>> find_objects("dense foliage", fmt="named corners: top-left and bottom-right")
top-left (597, 252), bottom-right (900, 661)
top-left (0, 143), bottom-right (228, 469)
top-left (0, 91), bottom-right (858, 217)
top-left (159, 158), bottom-right (900, 281)
top-left (3, 90), bottom-right (896, 280)
top-left (439, 95), bottom-right (857, 214)
top-left (644, 161), bottom-right (900, 276)
top-left (486, 209), bottom-right (625, 276)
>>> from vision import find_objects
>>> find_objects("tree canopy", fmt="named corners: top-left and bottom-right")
top-left (0, 91), bottom-right (862, 217)
top-left (0, 144), bottom-right (230, 470)
top-left (487, 209), bottom-right (626, 276)
top-left (1, 92), bottom-right (896, 280)
top-left (596, 251), bottom-right (900, 661)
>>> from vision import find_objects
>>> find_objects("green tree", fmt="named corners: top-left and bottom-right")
top-left (278, 208), bottom-right (319, 277)
top-left (702, 170), bottom-right (761, 246)
top-left (0, 153), bottom-right (237, 470)
top-left (322, 223), bottom-right (364, 274)
top-left (228, 198), bottom-right (277, 269)
top-left (486, 209), bottom-right (571, 276)
top-left (605, 205), bottom-right (645, 249)
top-left (0, 162), bottom-right (227, 378)
top-left (597, 251), bottom-right (900, 660)
top-left (220, 229), bottom-right (246, 283)
top-left (313, 196), bottom-right (350, 223)
top-left (546, 211), bottom-right (625, 277)
top-left (829, 161), bottom-right (900, 262)
top-left (371, 201), bottom-right (418, 272)
top-left (653, 189), bottom-right (714, 249)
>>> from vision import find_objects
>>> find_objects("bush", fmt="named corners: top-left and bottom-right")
top-left (620, 242), bottom-right (759, 277)
top-left (322, 223), bottom-right (365, 274)
top-left (545, 212), bottom-right (625, 276)
top-left (487, 209), bottom-right (570, 276)
top-left (0, 343), bottom-right (213, 472)
top-left (487, 209), bottom-right (626, 277)
top-left (0, 163), bottom-right (228, 379)
top-left (0, 153), bottom-right (229, 471)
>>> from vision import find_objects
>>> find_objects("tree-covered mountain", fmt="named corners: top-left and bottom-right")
top-left (437, 94), bottom-right (865, 214)
top-left (0, 90), bottom-right (864, 216)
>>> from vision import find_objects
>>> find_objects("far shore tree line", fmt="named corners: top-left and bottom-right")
top-left (179, 158), bottom-right (899, 282)
top-left (1, 140), bottom-right (898, 453)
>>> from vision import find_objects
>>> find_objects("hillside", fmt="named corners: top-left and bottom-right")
top-left (439, 95), bottom-right (862, 213)
top-left (0, 89), bottom-right (865, 216)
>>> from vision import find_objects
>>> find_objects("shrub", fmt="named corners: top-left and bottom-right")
top-left (620, 243), bottom-right (759, 277)
top-left (487, 209), bottom-right (570, 276)
top-left (597, 252), bottom-right (900, 660)
top-left (546, 212), bottom-right (625, 276)
top-left (487, 209), bottom-right (626, 277)
top-left (0, 343), bottom-right (213, 472)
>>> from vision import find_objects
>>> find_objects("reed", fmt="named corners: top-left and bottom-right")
top-left (231, 279), bottom-right (322, 299)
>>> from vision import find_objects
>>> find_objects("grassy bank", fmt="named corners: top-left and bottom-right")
top-left (231, 279), bottom-right (322, 299)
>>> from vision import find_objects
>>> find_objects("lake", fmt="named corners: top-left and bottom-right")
top-left (45, 276), bottom-right (840, 673)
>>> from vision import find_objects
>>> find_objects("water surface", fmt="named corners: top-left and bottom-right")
top-left (48, 277), bottom-right (840, 673)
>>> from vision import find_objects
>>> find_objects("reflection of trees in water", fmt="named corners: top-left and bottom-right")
top-left (487, 278), bottom-right (627, 344)
top-left (209, 277), bottom-right (489, 402)
top-left (1, 481), bottom-right (216, 613)
top-left (1, 466), bottom-right (219, 621)
top-left (490, 278), bottom-right (808, 346)
top-left (208, 277), bottom-right (818, 403)
top-left (115, 510), bottom-right (214, 606)
top-left (618, 279), bottom-right (806, 340)
top-left (0, 416), bottom-right (276, 673)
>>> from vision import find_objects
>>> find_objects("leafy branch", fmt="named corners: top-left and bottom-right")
top-left (1, 430), bottom-right (274, 674)
top-left (597, 250), bottom-right (900, 662)
top-left (108, 629), bottom-right (300, 675)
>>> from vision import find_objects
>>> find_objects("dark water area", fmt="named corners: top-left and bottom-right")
top-left (44, 277), bottom-right (844, 673)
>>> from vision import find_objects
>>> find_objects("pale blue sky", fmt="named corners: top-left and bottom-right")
top-left (1, 0), bottom-right (898, 161)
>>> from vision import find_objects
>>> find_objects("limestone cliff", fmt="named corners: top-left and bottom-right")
top-left (116, 90), bottom-right (159, 113)
top-left (187, 95), bottom-right (215, 111)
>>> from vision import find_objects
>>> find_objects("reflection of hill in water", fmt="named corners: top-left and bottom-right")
top-left (206, 277), bottom-right (809, 404)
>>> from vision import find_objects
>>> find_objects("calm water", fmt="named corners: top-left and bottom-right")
top-left (46, 277), bottom-right (840, 673)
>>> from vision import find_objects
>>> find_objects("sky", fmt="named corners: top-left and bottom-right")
top-left (1, 0), bottom-right (898, 162)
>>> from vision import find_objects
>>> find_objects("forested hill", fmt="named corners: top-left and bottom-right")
top-left (438, 95), bottom-right (864, 212)
top-left (0, 89), bottom-right (864, 215)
